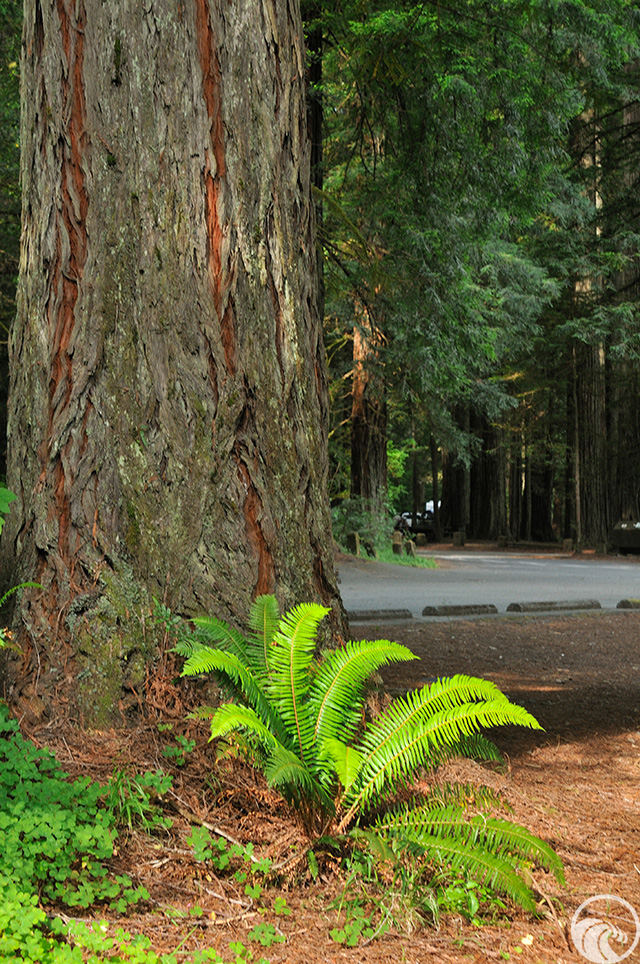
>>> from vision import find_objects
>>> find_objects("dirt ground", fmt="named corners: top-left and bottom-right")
top-left (28, 607), bottom-right (640, 964)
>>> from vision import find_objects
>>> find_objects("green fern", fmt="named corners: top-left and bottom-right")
top-left (375, 800), bottom-right (565, 912)
top-left (339, 679), bottom-right (541, 824)
top-left (177, 595), bottom-right (564, 907)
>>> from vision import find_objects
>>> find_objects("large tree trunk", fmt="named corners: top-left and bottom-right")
top-left (2, 0), bottom-right (344, 723)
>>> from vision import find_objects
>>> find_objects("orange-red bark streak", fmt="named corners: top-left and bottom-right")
top-left (49, 0), bottom-right (89, 564)
top-left (236, 460), bottom-right (275, 596)
top-left (193, 0), bottom-right (225, 178)
top-left (194, 0), bottom-right (236, 375)
top-left (203, 152), bottom-right (224, 316)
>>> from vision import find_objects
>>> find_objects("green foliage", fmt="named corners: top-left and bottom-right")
top-left (186, 826), bottom-right (272, 894)
top-left (0, 711), bottom-right (260, 962)
top-left (0, 704), bottom-right (148, 911)
top-left (0, 875), bottom-right (70, 964)
top-left (329, 900), bottom-right (383, 946)
top-left (272, 896), bottom-right (290, 916)
top-left (373, 802), bottom-right (563, 914)
top-left (376, 547), bottom-right (436, 569)
top-left (330, 495), bottom-right (392, 551)
top-left (246, 923), bottom-right (284, 948)
top-left (161, 733), bottom-right (196, 767)
top-left (386, 439), bottom-right (412, 511)
top-left (0, 901), bottom-right (238, 963)
top-left (331, 494), bottom-right (436, 566)
top-left (227, 940), bottom-right (268, 964)
top-left (0, 483), bottom-right (15, 526)
top-left (0, 708), bottom-right (235, 962)
top-left (102, 768), bottom-right (173, 834)
top-left (178, 596), bottom-right (564, 909)
top-left (333, 824), bottom-right (441, 933)
top-left (0, 579), bottom-right (41, 651)
top-left (437, 874), bottom-right (507, 925)
top-left (318, 0), bottom-right (640, 540)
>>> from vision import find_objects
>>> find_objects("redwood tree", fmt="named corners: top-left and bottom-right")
top-left (1, 0), bottom-right (343, 723)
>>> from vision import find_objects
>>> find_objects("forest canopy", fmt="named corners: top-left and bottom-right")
top-left (310, 0), bottom-right (640, 549)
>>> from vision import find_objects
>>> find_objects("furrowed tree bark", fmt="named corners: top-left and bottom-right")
top-left (2, 0), bottom-right (345, 723)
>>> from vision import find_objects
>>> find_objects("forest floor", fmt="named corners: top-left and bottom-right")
top-left (27, 604), bottom-right (640, 964)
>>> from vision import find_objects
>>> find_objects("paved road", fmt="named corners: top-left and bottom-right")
top-left (338, 550), bottom-right (640, 618)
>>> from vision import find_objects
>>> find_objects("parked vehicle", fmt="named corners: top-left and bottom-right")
top-left (394, 511), bottom-right (436, 540)
top-left (611, 520), bottom-right (640, 555)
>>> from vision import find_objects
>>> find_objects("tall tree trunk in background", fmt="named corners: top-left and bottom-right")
top-left (469, 417), bottom-right (508, 540)
top-left (522, 444), bottom-right (532, 541)
top-left (563, 369), bottom-right (574, 540)
top-left (411, 445), bottom-right (420, 527)
top-left (429, 435), bottom-right (442, 541)
top-left (571, 344), bottom-right (583, 547)
top-left (576, 342), bottom-right (609, 544)
top-left (350, 303), bottom-right (387, 515)
top-left (2, 0), bottom-right (344, 724)
top-left (440, 408), bottom-right (471, 536)
top-left (410, 414), bottom-right (423, 526)
top-left (441, 452), bottom-right (470, 535)
top-left (607, 92), bottom-right (640, 524)
top-left (569, 107), bottom-right (608, 547)
top-left (508, 432), bottom-right (523, 541)
top-left (609, 366), bottom-right (640, 520)
top-left (528, 464), bottom-right (555, 542)
top-left (528, 393), bottom-right (558, 544)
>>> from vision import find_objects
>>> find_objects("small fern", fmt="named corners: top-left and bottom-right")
top-left (177, 595), bottom-right (564, 908)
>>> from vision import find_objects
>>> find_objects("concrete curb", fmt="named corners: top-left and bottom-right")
top-left (422, 604), bottom-right (498, 617)
top-left (617, 598), bottom-right (640, 609)
top-left (347, 608), bottom-right (413, 621)
top-left (506, 599), bottom-right (601, 613)
top-left (348, 599), bottom-right (638, 622)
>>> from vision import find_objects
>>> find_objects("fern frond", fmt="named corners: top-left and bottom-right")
top-left (207, 702), bottom-right (284, 751)
top-left (416, 732), bottom-right (503, 771)
top-left (382, 804), bottom-right (563, 884)
top-left (247, 594), bottom-right (280, 675)
top-left (320, 737), bottom-right (363, 792)
top-left (349, 827), bottom-right (397, 865)
top-left (189, 616), bottom-right (252, 666)
top-left (309, 639), bottom-right (417, 745)
top-left (187, 705), bottom-right (218, 720)
top-left (469, 815), bottom-right (565, 883)
top-left (446, 733), bottom-right (503, 764)
top-left (412, 675), bottom-right (516, 713)
top-left (264, 744), bottom-right (334, 813)
top-left (181, 648), bottom-right (285, 742)
top-left (422, 782), bottom-right (509, 813)
top-left (343, 677), bottom-right (541, 818)
top-left (266, 603), bottom-right (330, 763)
top-left (173, 635), bottom-right (209, 659)
top-left (389, 822), bottom-right (539, 911)
top-left (0, 581), bottom-right (41, 611)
